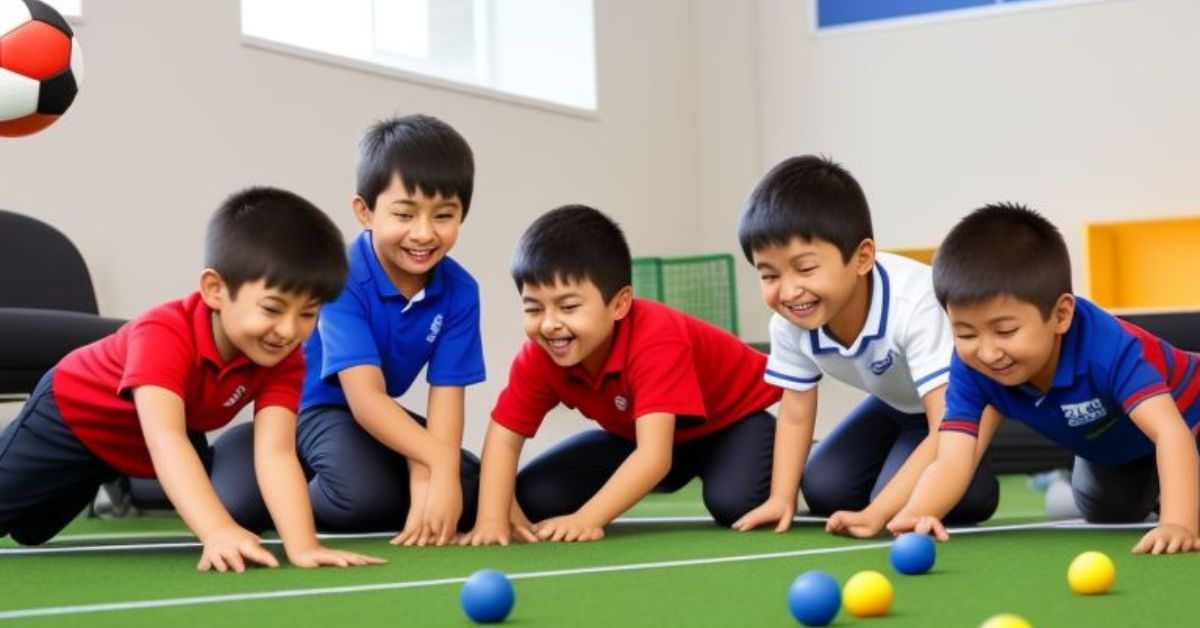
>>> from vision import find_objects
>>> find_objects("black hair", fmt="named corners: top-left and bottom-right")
top-left (511, 205), bottom-right (632, 303)
top-left (933, 202), bottom-right (1072, 319)
top-left (737, 155), bottom-right (873, 263)
top-left (356, 114), bottom-right (474, 217)
top-left (205, 187), bottom-right (347, 302)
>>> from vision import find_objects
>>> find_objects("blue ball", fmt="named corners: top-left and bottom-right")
top-left (787, 570), bottom-right (841, 626)
top-left (460, 569), bottom-right (515, 624)
top-left (890, 532), bottom-right (936, 575)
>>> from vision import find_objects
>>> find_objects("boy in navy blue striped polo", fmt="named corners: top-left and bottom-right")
top-left (891, 203), bottom-right (1200, 555)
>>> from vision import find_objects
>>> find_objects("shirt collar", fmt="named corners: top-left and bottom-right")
top-left (809, 262), bottom-right (890, 358)
top-left (566, 300), bottom-right (635, 389)
top-left (356, 231), bottom-right (445, 303)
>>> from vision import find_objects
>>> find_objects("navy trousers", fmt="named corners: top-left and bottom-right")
top-left (800, 395), bottom-right (999, 524)
top-left (516, 410), bottom-right (776, 527)
top-left (0, 371), bottom-right (119, 545)
top-left (212, 404), bottom-right (480, 533)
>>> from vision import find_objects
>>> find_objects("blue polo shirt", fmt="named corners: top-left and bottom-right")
top-left (300, 231), bottom-right (486, 409)
top-left (941, 297), bottom-right (1200, 465)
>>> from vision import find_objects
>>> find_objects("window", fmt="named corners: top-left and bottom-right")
top-left (815, 0), bottom-right (1109, 32)
top-left (241, 0), bottom-right (596, 112)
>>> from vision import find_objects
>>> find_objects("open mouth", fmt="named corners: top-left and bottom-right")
top-left (783, 299), bottom-right (819, 318)
top-left (260, 339), bottom-right (290, 354)
top-left (544, 336), bottom-right (574, 358)
top-left (402, 247), bottom-right (436, 264)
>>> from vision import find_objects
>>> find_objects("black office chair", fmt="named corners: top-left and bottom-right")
top-left (0, 209), bottom-right (125, 400)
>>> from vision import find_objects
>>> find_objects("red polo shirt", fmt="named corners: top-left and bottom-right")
top-left (52, 292), bottom-right (304, 477)
top-left (492, 298), bottom-right (781, 442)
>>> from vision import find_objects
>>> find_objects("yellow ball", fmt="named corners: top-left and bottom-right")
top-left (1067, 550), bottom-right (1115, 595)
top-left (980, 613), bottom-right (1033, 628)
top-left (842, 570), bottom-right (894, 618)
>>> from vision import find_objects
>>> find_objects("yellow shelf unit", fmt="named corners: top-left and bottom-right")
top-left (1086, 216), bottom-right (1200, 311)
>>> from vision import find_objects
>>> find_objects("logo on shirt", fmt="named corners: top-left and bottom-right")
top-left (223, 384), bottom-right (247, 408)
top-left (426, 314), bottom-right (444, 343)
top-left (1061, 398), bottom-right (1107, 427)
top-left (614, 395), bottom-right (629, 412)
top-left (869, 350), bottom-right (896, 376)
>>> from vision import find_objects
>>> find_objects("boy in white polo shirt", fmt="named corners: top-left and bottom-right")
top-left (731, 156), bottom-right (999, 538)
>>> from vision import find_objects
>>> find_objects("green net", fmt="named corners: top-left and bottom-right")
top-left (630, 254), bottom-right (739, 336)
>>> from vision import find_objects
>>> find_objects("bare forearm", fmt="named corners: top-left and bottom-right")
top-left (350, 395), bottom-right (452, 468)
top-left (768, 415), bottom-right (813, 502)
top-left (146, 432), bottom-right (236, 539)
top-left (256, 448), bottom-right (318, 552)
top-left (1156, 427), bottom-right (1200, 534)
top-left (904, 455), bottom-right (974, 519)
top-left (576, 451), bottom-right (670, 526)
top-left (867, 435), bottom-right (938, 520)
top-left (476, 431), bottom-right (521, 525)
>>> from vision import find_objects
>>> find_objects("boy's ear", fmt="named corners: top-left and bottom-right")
top-left (611, 285), bottom-right (634, 321)
top-left (853, 238), bottom-right (877, 276)
top-left (351, 195), bottom-right (374, 229)
top-left (1052, 293), bottom-right (1075, 335)
top-left (198, 269), bottom-right (228, 310)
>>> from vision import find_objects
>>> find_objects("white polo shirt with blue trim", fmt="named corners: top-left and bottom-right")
top-left (763, 251), bottom-right (952, 414)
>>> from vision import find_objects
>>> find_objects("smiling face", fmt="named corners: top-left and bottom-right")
top-left (945, 293), bottom-right (1074, 390)
top-left (751, 236), bottom-right (875, 343)
top-left (354, 173), bottom-right (463, 298)
top-left (520, 276), bottom-right (632, 374)
top-left (199, 272), bottom-right (320, 367)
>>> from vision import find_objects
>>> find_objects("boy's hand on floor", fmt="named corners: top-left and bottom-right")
top-left (419, 473), bottom-right (463, 546)
top-left (459, 519), bottom-right (537, 546)
top-left (197, 525), bottom-right (279, 573)
top-left (391, 501), bottom-right (427, 546)
top-left (825, 509), bottom-right (886, 538)
top-left (886, 512), bottom-right (949, 541)
top-left (731, 496), bottom-right (795, 533)
top-left (288, 544), bottom-right (388, 568)
top-left (534, 514), bottom-right (605, 543)
top-left (1133, 524), bottom-right (1198, 555)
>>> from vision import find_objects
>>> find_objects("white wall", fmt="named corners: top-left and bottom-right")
top-left (0, 0), bottom-right (704, 456)
top-left (692, 0), bottom-right (1200, 433)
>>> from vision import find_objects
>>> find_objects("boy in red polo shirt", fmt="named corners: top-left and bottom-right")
top-left (0, 187), bottom-right (383, 572)
top-left (461, 205), bottom-right (782, 545)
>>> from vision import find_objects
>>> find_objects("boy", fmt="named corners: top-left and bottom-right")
top-left (732, 156), bottom-right (998, 538)
top-left (461, 205), bottom-right (782, 545)
top-left (889, 203), bottom-right (1200, 555)
top-left (215, 115), bottom-right (484, 546)
top-left (0, 187), bottom-right (382, 571)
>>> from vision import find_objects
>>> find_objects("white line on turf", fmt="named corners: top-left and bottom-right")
top-left (0, 518), bottom-right (1155, 621)
top-left (0, 541), bottom-right (894, 621)
top-left (0, 517), bottom-right (1135, 556)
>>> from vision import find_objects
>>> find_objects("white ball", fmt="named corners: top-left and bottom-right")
top-left (1045, 479), bottom-right (1082, 519)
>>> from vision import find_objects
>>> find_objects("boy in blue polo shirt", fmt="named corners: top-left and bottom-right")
top-left (214, 115), bottom-right (484, 546)
top-left (732, 156), bottom-right (998, 538)
top-left (889, 203), bottom-right (1200, 555)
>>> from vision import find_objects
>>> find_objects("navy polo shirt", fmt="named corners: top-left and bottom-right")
top-left (300, 231), bottom-right (486, 409)
top-left (941, 297), bottom-right (1200, 465)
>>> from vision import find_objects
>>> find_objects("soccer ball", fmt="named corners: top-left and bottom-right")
top-left (0, 0), bottom-right (83, 137)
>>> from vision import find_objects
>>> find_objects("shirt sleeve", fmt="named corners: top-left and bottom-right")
top-left (491, 343), bottom-right (560, 438)
top-left (119, 319), bottom-right (193, 399)
top-left (763, 313), bottom-right (823, 391)
top-left (900, 292), bottom-right (954, 398)
top-left (1110, 323), bottom-right (1172, 413)
top-left (940, 353), bottom-right (988, 437)
top-left (316, 284), bottom-right (380, 383)
top-left (427, 280), bottom-right (486, 387)
top-left (627, 341), bottom-right (707, 420)
top-left (254, 349), bottom-right (305, 414)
